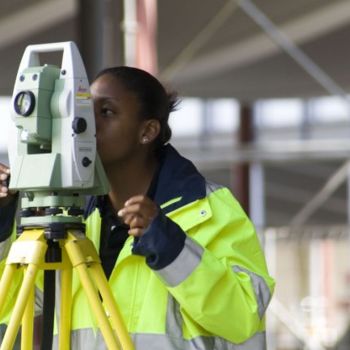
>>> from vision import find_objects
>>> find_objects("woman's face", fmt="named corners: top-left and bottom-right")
top-left (91, 74), bottom-right (145, 167)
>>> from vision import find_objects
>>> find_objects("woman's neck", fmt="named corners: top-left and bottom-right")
top-left (104, 154), bottom-right (158, 212)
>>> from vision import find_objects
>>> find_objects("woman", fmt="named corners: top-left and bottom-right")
top-left (0, 66), bottom-right (274, 349)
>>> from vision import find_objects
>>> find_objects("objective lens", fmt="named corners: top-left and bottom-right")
top-left (14, 91), bottom-right (35, 116)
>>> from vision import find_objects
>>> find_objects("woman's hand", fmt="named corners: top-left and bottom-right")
top-left (0, 163), bottom-right (17, 207)
top-left (118, 195), bottom-right (159, 237)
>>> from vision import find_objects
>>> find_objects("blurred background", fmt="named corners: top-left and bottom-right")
top-left (1, 1), bottom-right (350, 349)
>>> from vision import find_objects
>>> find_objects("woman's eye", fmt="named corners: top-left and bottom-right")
top-left (101, 107), bottom-right (114, 117)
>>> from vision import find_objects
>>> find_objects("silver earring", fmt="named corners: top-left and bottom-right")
top-left (142, 137), bottom-right (149, 144)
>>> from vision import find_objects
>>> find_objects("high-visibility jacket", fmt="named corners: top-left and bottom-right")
top-left (0, 145), bottom-right (275, 349)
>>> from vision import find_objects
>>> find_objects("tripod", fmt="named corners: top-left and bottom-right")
top-left (0, 218), bottom-right (134, 350)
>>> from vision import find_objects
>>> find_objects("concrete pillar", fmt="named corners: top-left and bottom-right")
top-left (77, 0), bottom-right (123, 81)
top-left (232, 103), bottom-right (254, 214)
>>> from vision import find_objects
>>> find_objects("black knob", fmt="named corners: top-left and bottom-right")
top-left (20, 208), bottom-right (35, 217)
top-left (72, 117), bottom-right (87, 134)
top-left (82, 157), bottom-right (92, 167)
top-left (45, 207), bottom-right (63, 215)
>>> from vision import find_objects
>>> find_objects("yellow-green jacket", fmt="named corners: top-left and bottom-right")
top-left (65, 145), bottom-right (275, 349)
top-left (0, 145), bottom-right (275, 349)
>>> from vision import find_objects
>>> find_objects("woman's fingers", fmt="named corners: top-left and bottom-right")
top-left (117, 195), bottom-right (159, 237)
top-left (0, 167), bottom-right (10, 198)
top-left (127, 227), bottom-right (145, 237)
top-left (0, 165), bottom-right (18, 206)
top-left (0, 164), bottom-right (10, 175)
top-left (123, 213), bottom-right (147, 227)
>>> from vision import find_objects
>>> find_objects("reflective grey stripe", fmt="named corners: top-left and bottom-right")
top-left (166, 295), bottom-right (183, 338)
top-left (0, 237), bottom-right (11, 261)
top-left (205, 180), bottom-right (224, 195)
top-left (53, 328), bottom-right (109, 350)
top-left (215, 332), bottom-right (266, 350)
top-left (233, 266), bottom-right (271, 319)
top-left (132, 332), bottom-right (213, 350)
top-left (53, 329), bottom-right (99, 350)
top-left (53, 328), bottom-right (265, 350)
top-left (164, 291), bottom-right (266, 350)
top-left (132, 332), bottom-right (266, 350)
top-left (156, 236), bottom-right (204, 287)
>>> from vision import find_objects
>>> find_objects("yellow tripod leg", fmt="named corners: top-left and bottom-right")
top-left (0, 227), bottom-right (133, 349)
top-left (21, 267), bottom-right (35, 350)
top-left (0, 229), bottom-right (47, 350)
top-left (0, 264), bottom-right (38, 350)
top-left (65, 232), bottom-right (134, 350)
top-left (0, 264), bottom-right (18, 317)
top-left (75, 263), bottom-right (121, 349)
top-left (64, 242), bottom-right (120, 349)
top-left (91, 264), bottom-right (134, 350)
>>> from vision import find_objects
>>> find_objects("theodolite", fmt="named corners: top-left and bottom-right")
top-left (0, 42), bottom-right (134, 350)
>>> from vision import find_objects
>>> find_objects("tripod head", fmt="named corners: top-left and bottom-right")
top-left (8, 42), bottom-right (109, 228)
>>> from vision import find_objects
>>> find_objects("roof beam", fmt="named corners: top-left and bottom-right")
top-left (166, 0), bottom-right (350, 84)
top-left (0, 0), bottom-right (77, 49)
top-left (289, 161), bottom-right (350, 225)
top-left (176, 139), bottom-right (350, 169)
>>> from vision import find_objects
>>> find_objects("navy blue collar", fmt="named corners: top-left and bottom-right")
top-left (153, 144), bottom-right (206, 213)
top-left (85, 144), bottom-right (206, 217)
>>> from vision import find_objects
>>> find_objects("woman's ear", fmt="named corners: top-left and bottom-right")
top-left (140, 119), bottom-right (160, 145)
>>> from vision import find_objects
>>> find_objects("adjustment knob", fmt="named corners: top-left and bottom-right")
top-left (72, 117), bottom-right (87, 134)
top-left (82, 157), bottom-right (92, 167)
top-left (20, 208), bottom-right (36, 217)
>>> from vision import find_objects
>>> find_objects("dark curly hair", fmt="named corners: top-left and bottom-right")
top-left (94, 66), bottom-right (179, 150)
